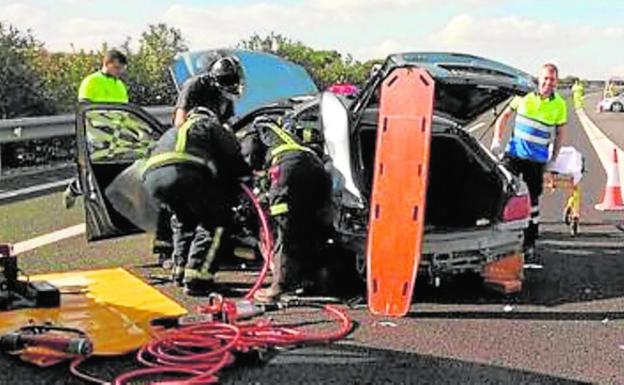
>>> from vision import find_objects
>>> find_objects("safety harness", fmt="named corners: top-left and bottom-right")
top-left (142, 113), bottom-right (217, 176)
top-left (265, 120), bottom-right (316, 162)
top-left (254, 119), bottom-right (317, 217)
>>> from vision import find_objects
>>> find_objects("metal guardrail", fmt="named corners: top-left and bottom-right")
top-left (0, 105), bottom-right (173, 144)
top-left (0, 105), bottom-right (173, 176)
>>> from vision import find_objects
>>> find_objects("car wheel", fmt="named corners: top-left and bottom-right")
top-left (611, 102), bottom-right (623, 112)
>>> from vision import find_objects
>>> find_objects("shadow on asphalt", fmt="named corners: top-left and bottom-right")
top-left (409, 229), bottom-right (624, 309)
top-left (0, 344), bottom-right (592, 385)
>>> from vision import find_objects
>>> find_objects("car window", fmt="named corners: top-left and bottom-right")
top-left (85, 110), bottom-right (160, 163)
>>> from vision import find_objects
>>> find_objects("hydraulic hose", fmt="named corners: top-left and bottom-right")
top-left (77, 183), bottom-right (354, 385)
top-left (239, 183), bottom-right (274, 299)
top-left (112, 304), bottom-right (353, 385)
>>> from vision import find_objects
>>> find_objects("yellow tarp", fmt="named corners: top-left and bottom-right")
top-left (0, 268), bottom-right (187, 355)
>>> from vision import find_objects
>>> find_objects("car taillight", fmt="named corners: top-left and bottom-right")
top-left (502, 194), bottom-right (530, 222)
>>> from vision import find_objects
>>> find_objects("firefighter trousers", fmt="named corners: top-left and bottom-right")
top-left (144, 164), bottom-right (232, 282)
top-left (268, 152), bottom-right (334, 289)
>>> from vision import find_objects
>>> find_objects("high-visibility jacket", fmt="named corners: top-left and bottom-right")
top-left (572, 82), bottom-right (584, 97)
top-left (505, 92), bottom-right (567, 164)
top-left (78, 71), bottom-right (128, 103)
top-left (142, 110), bottom-right (249, 180)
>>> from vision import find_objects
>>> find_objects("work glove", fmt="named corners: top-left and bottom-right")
top-left (490, 138), bottom-right (503, 157)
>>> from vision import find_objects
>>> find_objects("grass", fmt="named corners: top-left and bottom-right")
top-left (0, 192), bottom-right (84, 242)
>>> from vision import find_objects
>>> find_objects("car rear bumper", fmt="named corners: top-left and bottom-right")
top-left (420, 224), bottom-right (525, 275)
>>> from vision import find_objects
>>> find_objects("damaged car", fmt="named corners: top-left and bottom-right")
top-left (325, 52), bottom-right (536, 292)
top-left (74, 50), bottom-right (535, 294)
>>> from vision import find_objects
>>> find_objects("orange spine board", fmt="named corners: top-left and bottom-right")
top-left (366, 67), bottom-right (435, 317)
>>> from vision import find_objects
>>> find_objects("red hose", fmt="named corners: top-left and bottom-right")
top-left (240, 183), bottom-right (274, 300)
top-left (112, 304), bottom-right (352, 385)
top-left (69, 357), bottom-right (109, 385)
top-left (111, 184), bottom-right (353, 384)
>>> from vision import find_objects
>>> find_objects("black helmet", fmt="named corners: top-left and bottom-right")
top-left (208, 56), bottom-right (242, 98)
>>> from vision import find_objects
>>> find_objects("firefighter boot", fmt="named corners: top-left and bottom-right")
top-left (183, 227), bottom-right (222, 296)
top-left (171, 265), bottom-right (185, 287)
top-left (182, 269), bottom-right (216, 296)
top-left (253, 249), bottom-right (301, 303)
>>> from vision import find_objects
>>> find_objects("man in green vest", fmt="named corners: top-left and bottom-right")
top-left (572, 80), bottom-right (585, 110)
top-left (491, 63), bottom-right (568, 262)
top-left (64, 49), bottom-right (129, 209)
top-left (78, 49), bottom-right (129, 103)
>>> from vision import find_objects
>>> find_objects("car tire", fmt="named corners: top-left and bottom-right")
top-left (611, 102), bottom-right (623, 112)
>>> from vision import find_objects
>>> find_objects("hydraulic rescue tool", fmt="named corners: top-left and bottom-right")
top-left (0, 244), bottom-right (60, 311)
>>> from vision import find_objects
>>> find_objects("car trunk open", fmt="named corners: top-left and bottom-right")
top-left (357, 125), bottom-right (506, 230)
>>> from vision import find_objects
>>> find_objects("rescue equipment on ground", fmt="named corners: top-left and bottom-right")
top-left (0, 268), bottom-right (187, 355)
top-left (0, 244), bottom-right (60, 311)
top-left (113, 295), bottom-right (353, 385)
top-left (0, 324), bottom-right (92, 368)
top-left (481, 254), bottom-right (524, 294)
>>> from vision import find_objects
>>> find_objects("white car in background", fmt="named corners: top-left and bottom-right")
top-left (598, 93), bottom-right (624, 112)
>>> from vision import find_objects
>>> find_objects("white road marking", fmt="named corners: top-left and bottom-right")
top-left (0, 178), bottom-right (73, 201)
top-left (539, 238), bottom-right (622, 248)
top-left (576, 109), bottom-right (624, 182)
top-left (13, 224), bottom-right (86, 255)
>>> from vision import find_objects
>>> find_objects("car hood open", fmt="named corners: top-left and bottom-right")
top-left (386, 52), bottom-right (536, 124)
top-left (170, 49), bottom-right (318, 117)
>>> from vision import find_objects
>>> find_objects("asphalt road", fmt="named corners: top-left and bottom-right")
top-left (1, 94), bottom-right (623, 384)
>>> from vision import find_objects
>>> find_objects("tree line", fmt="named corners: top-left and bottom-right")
top-left (0, 23), bottom-right (379, 119)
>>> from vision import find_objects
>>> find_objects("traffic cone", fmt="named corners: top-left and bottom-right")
top-left (595, 148), bottom-right (624, 211)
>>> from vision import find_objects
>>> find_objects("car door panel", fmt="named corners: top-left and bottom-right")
top-left (76, 102), bottom-right (166, 241)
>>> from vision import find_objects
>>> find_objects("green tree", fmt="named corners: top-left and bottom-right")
top-left (36, 47), bottom-right (102, 112)
top-left (239, 33), bottom-right (381, 89)
top-left (126, 23), bottom-right (188, 105)
top-left (0, 22), bottom-right (56, 118)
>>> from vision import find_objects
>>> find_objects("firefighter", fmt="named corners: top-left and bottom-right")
top-left (173, 56), bottom-right (239, 128)
top-left (142, 81), bottom-right (250, 295)
top-left (491, 63), bottom-right (567, 262)
top-left (153, 56), bottom-right (242, 275)
top-left (238, 115), bottom-right (334, 302)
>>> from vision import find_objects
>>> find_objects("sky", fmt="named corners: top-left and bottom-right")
top-left (1, 0), bottom-right (623, 79)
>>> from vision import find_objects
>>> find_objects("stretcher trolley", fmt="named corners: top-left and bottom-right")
top-left (544, 146), bottom-right (585, 236)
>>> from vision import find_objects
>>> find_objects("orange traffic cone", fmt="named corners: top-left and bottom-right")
top-left (595, 148), bottom-right (624, 211)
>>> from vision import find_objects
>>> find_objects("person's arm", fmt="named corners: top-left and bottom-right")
top-left (173, 108), bottom-right (187, 128)
top-left (120, 81), bottom-right (129, 103)
top-left (550, 101), bottom-right (568, 163)
top-left (78, 76), bottom-right (95, 102)
top-left (173, 77), bottom-right (199, 128)
top-left (491, 104), bottom-right (515, 155)
top-left (550, 123), bottom-right (566, 163)
top-left (493, 106), bottom-right (514, 142)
